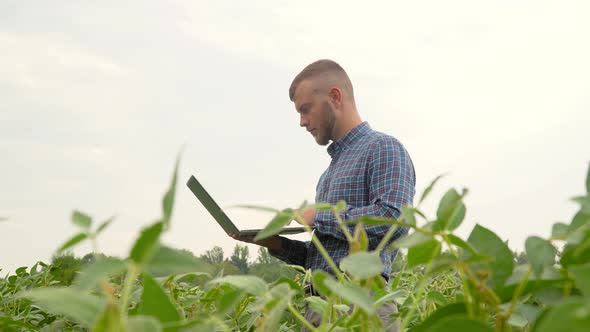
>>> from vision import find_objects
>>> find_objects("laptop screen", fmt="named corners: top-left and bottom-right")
top-left (186, 175), bottom-right (240, 234)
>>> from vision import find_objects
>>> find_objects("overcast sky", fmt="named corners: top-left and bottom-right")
top-left (1, 0), bottom-right (589, 274)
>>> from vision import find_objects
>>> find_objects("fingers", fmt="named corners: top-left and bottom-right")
top-left (229, 233), bottom-right (255, 243)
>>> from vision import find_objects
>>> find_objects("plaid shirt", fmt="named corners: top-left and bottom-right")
top-left (269, 122), bottom-right (416, 279)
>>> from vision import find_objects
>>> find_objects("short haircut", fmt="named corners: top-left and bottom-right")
top-left (288, 59), bottom-right (354, 102)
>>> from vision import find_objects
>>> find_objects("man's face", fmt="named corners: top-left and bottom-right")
top-left (293, 80), bottom-right (336, 146)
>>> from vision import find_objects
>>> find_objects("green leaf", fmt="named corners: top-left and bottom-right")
top-left (534, 299), bottom-right (590, 332)
top-left (127, 316), bottom-right (163, 332)
top-left (72, 210), bottom-right (92, 229)
top-left (92, 301), bottom-right (125, 332)
top-left (534, 287), bottom-right (566, 306)
top-left (426, 291), bottom-right (448, 306)
top-left (448, 234), bottom-right (483, 257)
top-left (173, 272), bottom-right (211, 284)
top-left (551, 222), bottom-right (569, 239)
top-left (273, 277), bottom-right (303, 293)
top-left (401, 206), bottom-right (417, 226)
top-left (374, 289), bottom-right (407, 307)
top-left (433, 188), bottom-right (466, 232)
top-left (506, 311), bottom-right (528, 328)
top-left (254, 209), bottom-right (294, 241)
top-left (569, 263), bottom-right (590, 297)
top-left (572, 196), bottom-right (590, 214)
top-left (340, 251), bottom-right (384, 279)
top-left (408, 303), bottom-right (468, 332)
top-left (467, 224), bottom-right (514, 288)
top-left (130, 222), bottom-right (163, 266)
top-left (392, 231), bottom-right (433, 249)
top-left (353, 223), bottom-right (369, 252)
top-left (167, 319), bottom-right (218, 331)
top-left (146, 245), bottom-right (212, 276)
top-left (209, 275), bottom-right (268, 296)
top-left (216, 287), bottom-right (243, 315)
top-left (305, 296), bottom-right (329, 314)
top-left (525, 236), bottom-right (557, 277)
top-left (16, 266), bottom-right (28, 276)
top-left (569, 211), bottom-right (590, 234)
top-left (140, 273), bottom-right (182, 324)
top-left (336, 200), bottom-right (347, 211)
top-left (408, 239), bottom-right (441, 267)
top-left (323, 278), bottom-right (374, 315)
top-left (418, 173), bottom-right (447, 206)
top-left (19, 288), bottom-right (105, 327)
top-left (512, 303), bottom-right (543, 330)
top-left (586, 163), bottom-right (590, 194)
top-left (95, 216), bottom-right (115, 236)
top-left (494, 278), bottom-right (565, 303)
top-left (353, 216), bottom-right (397, 226)
top-left (308, 202), bottom-right (333, 210)
top-left (256, 283), bottom-right (294, 332)
top-left (505, 264), bottom-right (560, 285)
top-left (74, 257), bottom-right (127, 290)
top-left (561, 230), bottom-right (590, 266)
top-left (58, 233), bottom-right (88, 253)
top-left (515, 303), bottom-right (543, 326)
top-left (427, 316), bottom-right (493, 332)
top-left (161, 154), bottom-right (180, 230)
top-left (311, 270), bottom-right (334, 297)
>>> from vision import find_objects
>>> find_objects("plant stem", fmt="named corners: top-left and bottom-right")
top-left (289, 302), bottom-right (318, 332)
top-left (90, 234), bottom-right (99, 255)
top-left (564, 280), bottom-right (573, 298)
top-left (233, 298), bottom-right (248, 327)
top-left (321, 295), bottom-right (334, 326)
top-left (461, 263), bottom-right (502, 311)
top-left (399, 260), bottom-right (434, 331)
top-left (120, 263), bottom-right (138, 317)
top-left (376, 221), bottom-right (401, 253)
top-left (506, 265), bottom-right (531, 318)
top-left (294, 213), bottom-right (343, 279)
top-left (441, 233), bottom-right (475, 318)
top-left (332, 207), bottom-right (355, 243)
top-left (209, 315), bottom-right (230, 331)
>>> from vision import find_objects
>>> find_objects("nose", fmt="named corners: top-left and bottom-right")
top-left (299, 114), bottom-right (308, 128)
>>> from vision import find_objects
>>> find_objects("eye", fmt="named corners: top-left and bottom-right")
top-left (300, 104), bottom-right (311, 114)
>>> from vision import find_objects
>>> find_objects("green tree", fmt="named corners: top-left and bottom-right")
top-left (200, 246), bottom-right (224, 264)
top-left (230, 244), bottom-right (250, 274)
top-left (255, 247), bottom-right (280, 265)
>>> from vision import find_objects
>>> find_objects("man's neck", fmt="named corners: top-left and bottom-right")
top-left (332, 112), bottom-right (363, 142)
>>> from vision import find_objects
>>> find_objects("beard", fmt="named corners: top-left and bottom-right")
top-left (314, 101), bottom-right (336, 146)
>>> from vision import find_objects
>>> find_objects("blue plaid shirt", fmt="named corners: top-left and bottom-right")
top-left (269, 122), bottom-right (416, 279)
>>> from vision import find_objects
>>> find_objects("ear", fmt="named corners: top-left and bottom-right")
top-left (328, 87), bottom-right (343, 108)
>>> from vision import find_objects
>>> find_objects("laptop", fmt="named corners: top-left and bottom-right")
top-left (186, 175), bottom-right (310, 236)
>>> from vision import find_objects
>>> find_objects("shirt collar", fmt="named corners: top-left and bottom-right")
top-left (327, 121), bottom-right (371, 158)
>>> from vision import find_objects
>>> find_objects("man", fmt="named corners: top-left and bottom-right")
top-left (231, 59), bottom-right (416, 331)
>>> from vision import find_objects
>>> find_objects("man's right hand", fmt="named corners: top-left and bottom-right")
top-left (229, 233), bottom-right (282, 252)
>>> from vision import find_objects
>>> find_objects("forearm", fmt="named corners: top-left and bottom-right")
top-left (268, 237), bottom-right (308, 267)
top-left (257, 236), bottom-right (282, 252)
